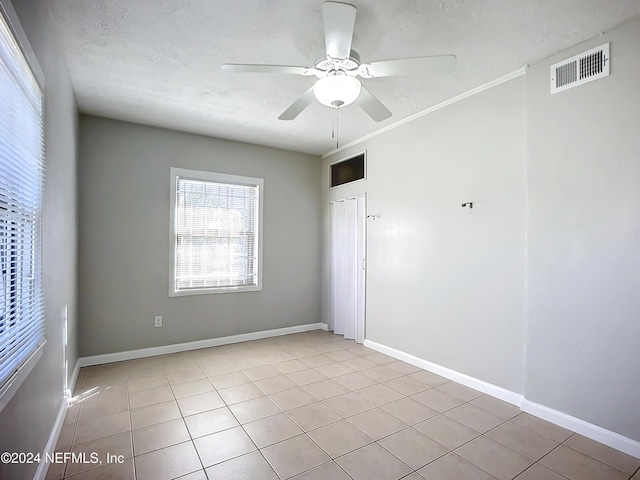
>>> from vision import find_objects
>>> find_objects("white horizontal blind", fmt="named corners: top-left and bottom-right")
top-left (0, 13), bottom-right (45, 393)
top-left (175, 176), bottom-right (259, 291)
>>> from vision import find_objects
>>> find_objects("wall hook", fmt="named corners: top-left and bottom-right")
top-left (461, 202), bottom-right (473, 209)
top-left (366, 215), bottom-right (378, 221)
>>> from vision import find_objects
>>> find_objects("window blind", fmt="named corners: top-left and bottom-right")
top-left (175, 176), bottom-right (259, 291)
top-left (0, 12), bottom-right (45, 396)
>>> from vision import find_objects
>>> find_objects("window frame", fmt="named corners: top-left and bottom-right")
top-left (328, 150), bottom-right (367, 189)
top-left (169, 167), bottom-right (264, 297)
top-left (0, 0), bottom-right (47, 412)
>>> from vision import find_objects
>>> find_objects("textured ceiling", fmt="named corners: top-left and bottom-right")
top-left (50, 0), bottom-right (640, 155)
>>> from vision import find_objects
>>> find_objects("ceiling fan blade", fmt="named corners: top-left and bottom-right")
top-left (278, 87), bottom-right (316, 120)
top-left (359, 55), bottom-right (457, 78)
top-left (357, 87), bottom-right (392, 122)
top-left (322, 1), bottom-right (357, 59)
top-left (221, 64), bottom-right (317, 76)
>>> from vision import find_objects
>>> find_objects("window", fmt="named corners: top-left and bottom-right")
top-left (169, 168), bottom-right (263, 296)
top-left (0, 7), bottom-right (45, 411)
top-left (330, 152), bottom-right (365, 187)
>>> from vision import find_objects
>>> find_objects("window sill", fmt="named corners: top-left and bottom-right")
top-left (0, 340), bottom-right (46, 413)
top-left (169, 285), bottom-right (262, 297)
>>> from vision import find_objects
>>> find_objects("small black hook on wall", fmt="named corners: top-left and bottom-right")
top-left (461, 202), bottom-right (473, 209)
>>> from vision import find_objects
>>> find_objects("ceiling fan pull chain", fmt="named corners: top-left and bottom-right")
top-left (335, 106), bottom-right (339, 149)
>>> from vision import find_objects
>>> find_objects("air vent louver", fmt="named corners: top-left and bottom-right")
top-left (550, 43), bottom-right (609, 94)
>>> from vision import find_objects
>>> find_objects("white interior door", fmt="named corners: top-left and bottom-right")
top-left (329, 195), bottom-right (366, 343)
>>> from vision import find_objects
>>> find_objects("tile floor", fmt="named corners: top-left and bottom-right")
top-left (48, 331), bottom-right (640, 480)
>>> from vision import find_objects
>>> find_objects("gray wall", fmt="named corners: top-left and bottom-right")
top-left (0, 1), bottom-right (78, 479)
top-left (525, 19), bottom-right (640, 441)
top-left (78, 116), bottom-right (321, 356)
top-left (322, 77), bottom-right (527, 394)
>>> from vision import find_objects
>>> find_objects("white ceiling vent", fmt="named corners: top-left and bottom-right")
top-left (550, 43), bottom-right (609, 94)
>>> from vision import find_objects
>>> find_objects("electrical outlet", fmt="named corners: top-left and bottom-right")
top-left (154, 316), bottom-right (162, 328)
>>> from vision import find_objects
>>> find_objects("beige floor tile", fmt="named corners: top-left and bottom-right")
top-left (194, 426), bottom-right (256, 467)
top-left (74, 410), bottom-right (131, 445)
top-left (411, 388), bottom-right (465, 413)
top-left (361, 366), bottom-right (403, 382)
top-left (383, 376), bottom-right (430, 396)
top-left (456, 437), bottom-right (534, 480)
top-left (311, 343), bottom-right (344, 354)
top-left (514, 463), bottom-right (568, 480)
top-left (130, 400), bottom-right (181, 429)
top-left (417, 452), bottom-right (498, 480)
top-left (511, 413), bottom-right (573, 442)
top-left (65, 457), bottom-right (135, 480)
top-left (487, 422), bottom-right (558, 460)
top-left (243, 413), bottom-right (303, 448)
top-left (233, 357), bottom-right (268, 370)
top-left (286, 402), bottom-right (342, 431)
top-left (269, 387), bottom-right (318, 411)
top-left (540, 445), bottom-right (629, 480)
top-left (356, 384), bottom-right (405, 407)
top-left (166, 366), bottom-right (207, 385)
top-left (408, 371), bottom-right (449, 386)
top-left (381, 397), bottom-right (439, 425)
top-left (171, 378), bottom-right (215, 399)
top-left (564, 434), bottom-right (640, 474)
top-left (79, 384), bottom-right (129, 419)
top-left (379, 427), bottom-right (449, 469)
top-left (218, 383), bottom-right (264, 405)
top-left (125, 363), bottom-right (164, 380)
top-left (323, 392), bottom-right (375, 417)
top-left (177, 391), bottom-right (225, 416)
top-left (261, 434), bottom-right (330, 479)
top-left (229, 396), bottom-right (282, 424)
top-left (469, 396), bottom-right (521, 420)
top-left (348, 408), bottom-right (408, 440)
top-left (194, 353), bottom-right (229, 367)
top-left (289, 461), bottom-right (352, 480)
top-left (341, 357), bottom-right (378, 371)
top-left (325, 349), bottom-right (358, 362)
top-left (308, 419), bottom-right (373, 458)
top-left (414, 414), bottom-right (480, 449)
top-left (135, 441), bottom-right (201, 480)
top-left (314, 363), bottom-right (355, 378)
top-left (286, 368), bottom-right (329, 386)
top-left (255, 375), bottom-right (298, 395)
top-left (126, 358), bottom-right (161, 370)
top-left (347, 344), bottom-right (374, 356)
top-left (335, 443), bottom-right (412, 480)
top-left (129, 385), bottom-right (174, 409)
top-left (436, 382), bottom-right (483, 402)
top-left (127, 374), bottom-right (169, 393)
top-left (385, 361), bottom-right (422, 375)
top-left (201, 362), bottom-right (239, 377)
top-left (444, 404), bottom-right (504, 433)
top-left (334, 371), bottom-right (378, 390)
top-left (205, 451), bottom-right (278, 480)
top-left (285, 347), bottom-right (318, 359)
top-left (209, 371), bottom-right (251, 389)
top-left (261, 351), bottom-right (296, 363)
top-left (84, 369), bottom-right (127, 389)
top-left (65, 432), bottom-right (133, 477)
top-left (132, 418), bottom-right (190, 455)
top-left (184, 406), bottom-right (239, 438)
top-left (301, 354), bottom-right (335, 368)
top-left (303, 379), bottom-right (350, 400)
top-left (274, 359), bottom-right (309, 374)
top-left (364, 353), bottom-right (396, 365)
top-left (243, 364), bottom-right (281, 381)
top-left (55, 423), bottom-right (75, 450)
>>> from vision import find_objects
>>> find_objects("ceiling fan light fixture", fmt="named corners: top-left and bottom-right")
top-left (313, 75), bottom-right (361, 108)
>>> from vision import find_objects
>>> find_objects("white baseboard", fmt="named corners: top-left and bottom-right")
top-left (363, 339), bottom-right (640, 460)
top-left (363, 339), bottom-right (523, 406)
top-left (522, 400), bottom-right (640, 459)
top-left (33, 358), bottom-right (82, 480)
top-left (79, 323), bottom-right (325, 367)
top-left (319, 322), bottom-right (329, 331)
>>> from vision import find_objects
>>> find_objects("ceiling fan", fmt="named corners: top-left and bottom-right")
top-left (221, 1), bottom-right (456, 122)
